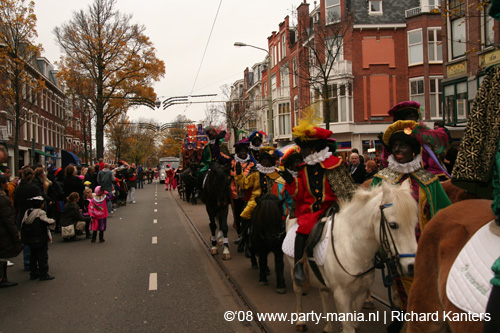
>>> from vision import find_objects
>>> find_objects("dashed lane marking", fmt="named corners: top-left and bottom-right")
top-left (153, 219), bottom-right (157, 224)
top-left (152, 237), bottom-right (157, 244)
top-left (154, 209), bottom-right (157, 212)
top-left (149, 273), bottom-right (157, 291)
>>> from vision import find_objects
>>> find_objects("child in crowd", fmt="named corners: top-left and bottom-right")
top-left (21, 196), bottom-right (56, 281)
top-left (60, 192), bottom-right (91, 241)
top-left (88, 186), bottom-right (111, 243)
top-left (82, 188), bottom-right (93, 239)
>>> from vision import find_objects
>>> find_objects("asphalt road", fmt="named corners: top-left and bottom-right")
top-left (0, 182), bottom-right (252, 333)
top-left (1, 181), bottom-right (394, 333)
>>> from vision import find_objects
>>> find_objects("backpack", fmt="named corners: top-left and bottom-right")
top-left (88, 198), bottom-right (108, 219)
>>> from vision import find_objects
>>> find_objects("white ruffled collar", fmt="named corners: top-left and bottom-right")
top-left (256, 164), bottom-right (276, 174)
top-left (208, 139), bottom-right (215, 145)
top-left (388, 154), bottom-right (422, 174)
top-left (304, 147), bottom-right (332, 165)
top-left (93, 195), bottom-right (106, 202)
top-left (234, 155), bottom-right (250, 164)
top-left (249, 143), bottom-right (261, 151)
top-left (286, 168), bottom-right (298, 178)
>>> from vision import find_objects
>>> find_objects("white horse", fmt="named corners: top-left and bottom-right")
top-left (285, 180), bottom-right (418, 333)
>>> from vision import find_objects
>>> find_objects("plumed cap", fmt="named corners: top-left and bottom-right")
top-left (279, 145), bottom-right (301, 167)
top-left (259, 146), bottom-right (283, 162)
top-left (387, 101), bottom-right (421, 117)
top-left (383, 120), bottom-right (448, 154)
top-left (292, 106), bottom-right (332, 141)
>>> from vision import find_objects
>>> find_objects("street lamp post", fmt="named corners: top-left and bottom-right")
top-left (234, 42), bottom-right (273, 145)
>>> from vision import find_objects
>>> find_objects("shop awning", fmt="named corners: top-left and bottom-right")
top-left (35, 150), bottom-right (55, 158)
top-left (62, 150), bottom-right (82, 167)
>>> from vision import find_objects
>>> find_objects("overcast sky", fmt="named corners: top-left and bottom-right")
top-left (34, 0), bottom-right (302, 126)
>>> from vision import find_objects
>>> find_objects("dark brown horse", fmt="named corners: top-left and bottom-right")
top-left (250, 193), bottom-right (286, 294)
top-left (406, 199), bottom-right (494, 333)
top-left (202, 161), bottom-right (232, 260)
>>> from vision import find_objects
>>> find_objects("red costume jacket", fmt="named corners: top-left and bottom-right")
top-left (285, 155), bottom-right (355, 235)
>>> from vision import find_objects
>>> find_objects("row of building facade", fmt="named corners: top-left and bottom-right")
top-left (228, 0), bottom-right (498, 159)
top-left (0, 55), bottom-right (91, 172)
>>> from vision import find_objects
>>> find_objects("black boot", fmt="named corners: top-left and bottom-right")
top-left (99, 231), bottom-right (105, 243)
top-left (0, 262), bottom-right (17, 288)
top-left (294, 234), bottom-right (308, 283)
top-left (91, 230), bottom-right (97, 243)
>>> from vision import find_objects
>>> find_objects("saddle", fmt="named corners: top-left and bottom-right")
top-left (305, 204), bottom-right (339, 285)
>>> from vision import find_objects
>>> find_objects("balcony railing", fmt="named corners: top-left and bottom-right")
top-left (332, 60), bottom-right (352, 76)
top-left (405, 5), bottom-right (441, 18)
top-left (274, 86), bottom-right (290, 99)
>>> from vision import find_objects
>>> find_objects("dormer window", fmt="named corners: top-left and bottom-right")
top-left (369, 0), bottom-right (383, 15)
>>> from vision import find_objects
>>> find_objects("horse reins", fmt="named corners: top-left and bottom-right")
top-left (331, 202), bottom-right (415, 278)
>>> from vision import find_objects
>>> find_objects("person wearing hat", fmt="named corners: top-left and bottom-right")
top-left (248, 131), bottom-right (267, 165)
top-left (370, 120), bottom-right (451, 320)
top-left (196, 125), bottom-right (231, 194)
top-left (88, 186), bottom-right (112, 243)
top-left (279, 146), bottom-right (303, 219)
top-left (281, 108), bottom-right (357, 283)
top-left (235, 146), bottom-right (292, 258)
top-left (229, 139), bottom-right (255, 250)
top-left (382, 100), bottom-right (450, 179)
top-left (20, 195), bottom-right (56, 281)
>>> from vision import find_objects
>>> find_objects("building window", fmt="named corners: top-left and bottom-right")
top-left (484, 2), bottom-right (495, 48)
top-left (410, 78), bottom-right (425, 112)
top-left (271, 75), bottom-right (277, 91)
top-left (7, 119), bottom-right (13, 137)
top-left (281, 34), bottom-right (287, 59)
top-left (292, 58), bottom-right (298, 88)
top-left (294, 96), bottom-right (299, 126)
top-left (430, 77), bottom-right (443, 119)
top-left (408, 29), bottom-right (423, 65)
top-left (444, 80), bottom-right (468, 125)
top-left (327, 82), bottom-right (352, 123)
top-left (280, 67), bottom-right (289, 90)
top-left (369, 0), bottom-right (382, 15)
top-left (270, 46), bottom-right (274, 67)
top-left (326, 36), bottom-right (343, 64)
top-left (448, 0), bottom-right (466, 59)
top-left (428, 28), bottom-right (442, 62)
top-left (278, 102), bottom-right (291, 136)
top-left (326, 0), bottom-right (341, 24)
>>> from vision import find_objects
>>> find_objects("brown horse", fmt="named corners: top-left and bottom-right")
top-left (406, 199), bottom-right (495, 333)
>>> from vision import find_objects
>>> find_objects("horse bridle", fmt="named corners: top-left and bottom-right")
top-left (331, 202), bottom-right (415, 278)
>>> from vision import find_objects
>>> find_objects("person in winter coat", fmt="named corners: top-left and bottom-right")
top-left (0, 175), bottom-right (22, 287)
top-left (14, 167), bottom-right (43, 271)
top-left (88, 186), bottom-right (112, 243)
top-left (21, 196), bottom-right (56, 281)
top-left (63, 165), bottom-right (85, 209)
top-left (60, 192), bottom-right (91, 241)
top-left (126, 164), bottom-right (138, 203)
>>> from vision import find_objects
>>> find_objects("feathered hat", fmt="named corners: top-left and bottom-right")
top-left (204, 124), bottom-right (231, 141)
top-left (279, 145), bottom-right (301, 167)
top-left (388, 101), bottom-right (421, 121)
top-left (249, 131), bottom-right (268, 142)
top-left (259, 146), bottom-right (284, 163)
top-left (383, 120), bottom-right (448, 154)
top-left (292, 106), bottom-right (332, 141)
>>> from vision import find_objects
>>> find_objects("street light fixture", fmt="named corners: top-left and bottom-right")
top-left (234, 42), bottom-right (273, 145)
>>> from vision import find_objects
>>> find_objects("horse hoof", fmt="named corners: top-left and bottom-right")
top-left (211, 247), bottom-right (218, 255)
top-left (259, 280), bottom-right (268, 286)
top-left (222, 253), bottom-right (231, 260)
top-left (276, 288), bottom-right (286, 294)
top-left (295, 324), bottom-right (308, 332)
top-left (251, 264), bottom-right (259, 270)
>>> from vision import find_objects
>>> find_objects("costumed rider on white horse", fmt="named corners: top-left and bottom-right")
top-left (279, 108), bottom-right (357, 283)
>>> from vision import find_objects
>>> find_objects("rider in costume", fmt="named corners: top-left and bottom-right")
top-left (281, 109), bottom-right (357, 283)
top-left (229, 139), bottom-right (255, 251)
top-left (371, 120), bottom-right (451, 319)
top-left (196, 126), bottom-right (230, 192)
top-left (381, 101), bottom-right (450, 180)
top-left (234, 146), bottom-right (292, 257)
top-left (278, 145), bottom-right (303, 219)
top-left (247, 131), bottom-right (267, 165)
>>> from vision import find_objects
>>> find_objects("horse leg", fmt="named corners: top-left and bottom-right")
top-left (258, 250), bottom-right (268, 285)
top-left (220, 206), bottom-right (230, 260)
top-left (333, 288), bottom-right (357, 333)
top-left (319, 287), bottom-right (334, 333)
top-left (207, 208), bottom-right (218, 255)
top-left (274, 248), bottom-right (286, 294)
top-left (292, 276), bottom-right (308, 332)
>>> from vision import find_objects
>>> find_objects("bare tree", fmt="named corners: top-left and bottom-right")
top-left (294, 9), bottom-right (353, 129)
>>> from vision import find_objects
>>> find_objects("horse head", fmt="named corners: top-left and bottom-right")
top-left (202, 161), bottom-right (231, 207)
top-left (378, 179), bottom-right (419, 276)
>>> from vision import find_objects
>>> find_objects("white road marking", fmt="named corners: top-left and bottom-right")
top-left (154, 209), bottom-right (157, 212)
top-left (155, 202), bottom-right (157, 205)
top-left (149, 273), bottom-right (157, 291)
top-left (153, 219), bottom-right (157, 224)
top-left (152, 237), bottom-right (157, 244)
